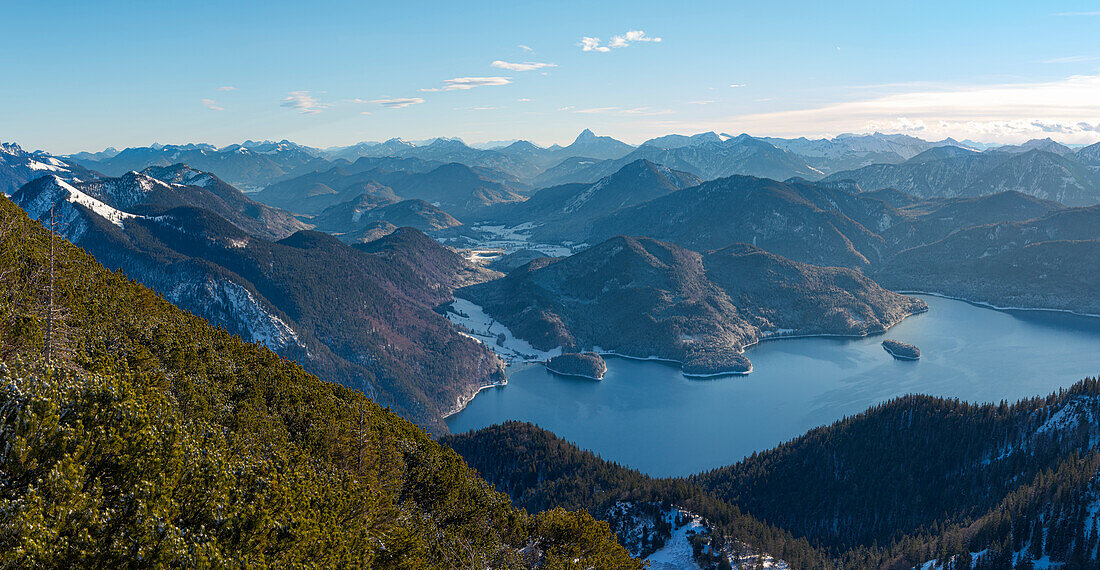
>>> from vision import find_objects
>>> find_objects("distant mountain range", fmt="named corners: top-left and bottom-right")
top-left (824, 144), bottom-right (1100, 206)
top-left (457, 235), bottom-right (925, 375)
top-left (0, 142), bottom-right (97, 195)
top-left (531, 133), bottom-right (824, 188)
top-left (254, 161), bottom-right (524, 219)
top-left (67, 140), bottom-right (332, 191)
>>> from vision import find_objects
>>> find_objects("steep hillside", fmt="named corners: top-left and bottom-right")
top-left (443, 422), bottom-right (831, 569)
top-left (875, 206), bottom-right (1100, 314)
top-left (0, 197), bottom-right (638, 568)
top-left (693, 382), bottom-right (1100, 567)
top-left (11, 179), bottom-right (504, 432)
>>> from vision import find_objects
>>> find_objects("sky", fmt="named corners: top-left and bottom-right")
top-left (4, 0), bottom-right (1100, 154)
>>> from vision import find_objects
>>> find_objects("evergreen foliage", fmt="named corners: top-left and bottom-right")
top-left (0, 196), bottom-right (639, 567)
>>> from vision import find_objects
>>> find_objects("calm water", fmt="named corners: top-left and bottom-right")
top-left (446, 295), bottom-right (1100, 477)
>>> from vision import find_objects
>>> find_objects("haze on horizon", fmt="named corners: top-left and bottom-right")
top-left (5, 0), bottom-right (1100, 154)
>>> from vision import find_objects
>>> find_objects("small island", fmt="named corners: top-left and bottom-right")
top-left (882, 339), bottom-right (921, 360)
top-left (546, 352), bottom-right (608, 380)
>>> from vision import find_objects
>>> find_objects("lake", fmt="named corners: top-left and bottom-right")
top-left (445, 295), bottom-right (1100, 477)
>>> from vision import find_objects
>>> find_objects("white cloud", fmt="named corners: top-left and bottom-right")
top-left (217, 86), bottom-right (237, 92)
top-left (688, 100), bottom-right (716, 105)
top-left (729, 84), bottom-right (745, 88)
top-left (518, 44), bottom-right (533, 51)
top-left (518, 98), bottom-right (532, 102)
top-left (1040, 55), bottom-right (1100, 64)
top-left (668, 74), bottom-right (1100, 144)
top-left (573, 106), bottom-right (672, 116)
top-left (581, 30), bottom-right (661, 52)
top-left (609, 30), bottom-right (661, 48)
top-left (1055, 10), bottom-right (1100, 16)
top-left (369, 97), bottom-right (425, 109)
top-left (574, 106), bottom-right (618, 114)
top-left (281, 91), bottom-right (326, 114)
top-left (421, 76), bottom-right (511, 91)
top-left (201, 99), bottom-right (224, 111)
top-left (491, 60), bottom-right (557, 72)
top-left (580, 37), bottom-right (610, 52)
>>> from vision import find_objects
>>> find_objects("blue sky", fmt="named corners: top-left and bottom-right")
top-left (5, 0), bottom-right (1100, 153)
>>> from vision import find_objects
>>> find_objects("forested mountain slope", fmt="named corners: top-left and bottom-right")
top-left (0, 196), bottom-right (638, 568)
top-left (458, 236), bottom-right (925, 375)
top-left (11, 179), bottom-right (504, 432)
top-left (443, 422), bottom-right (833, 569)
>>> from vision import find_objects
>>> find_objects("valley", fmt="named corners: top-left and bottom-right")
top-left (4, 128), bottom-right (1100, 569)
top-left (11, 4), bottom-right (1100, 567)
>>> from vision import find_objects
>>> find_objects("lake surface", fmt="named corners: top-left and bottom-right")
top-left (445, 295), bottom-right (1100, 477)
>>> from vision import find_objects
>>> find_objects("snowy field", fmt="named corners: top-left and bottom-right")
top-left (445, 297), bottom-right (562, 364)
top-left (440, 223), bottom-right (582, 265)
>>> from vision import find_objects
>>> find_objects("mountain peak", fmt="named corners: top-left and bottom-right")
top-left (573, 129), bottom-right (597, 144)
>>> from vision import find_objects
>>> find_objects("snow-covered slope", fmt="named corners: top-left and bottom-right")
top-left (0, 142), bottom-right (95, 195)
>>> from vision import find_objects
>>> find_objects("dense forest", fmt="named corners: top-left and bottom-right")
top-left (0, 196), bottom-right (638, 567)
top-left (447, 382), bottom-right (1100, 569)
top-left (443, 422), bottom-right (835, 568)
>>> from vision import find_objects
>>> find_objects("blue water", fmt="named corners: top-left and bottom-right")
top-left (446, 295), bottom-right (1100, 477)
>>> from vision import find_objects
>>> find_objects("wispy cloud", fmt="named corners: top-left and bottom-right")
top-left (281, 91), bottom-right (326, 114)
top-left (491, 60), bottom-right (557, 72)
top-left (216, 86), bottom-right (237, 92)
top-left (421, 77), bottom-right (511, 92)
top-left (688, 100), bottom-right (716, 105)
top-left (201, 99), bottom-right (224, 111)
top-left (518, 98), bottom-right (532, 102)
top-left (573, 106), bottom-right (672, 116)
top-left (729, 84), bottom-right (745, 88)
top-left (369, 97), bottom-right (425, 109)
top-left (668, 74), bottom-right (1100, 144)
top-left (580, 30), bottom-right (661, 52)
top-left (518, 44), bottom-right (533, 51)
top-left (1040, 55), bottom-right (1100, 64)
top-left (1055, 10), bottom-right (1100, 16)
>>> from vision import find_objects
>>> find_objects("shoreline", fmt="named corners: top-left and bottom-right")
top-left (544, 364), bottom-right (604, 381)
top-left (897, 290), bottom-right (1100, 319)
top-left (594, 351), bottom-right (753, 378)
top-left (442, 379), bottom-right (508, 419)
top-left (882, 344), bottom-right (920, 361)
top-left (442, 301), bottom-right (927, 418)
